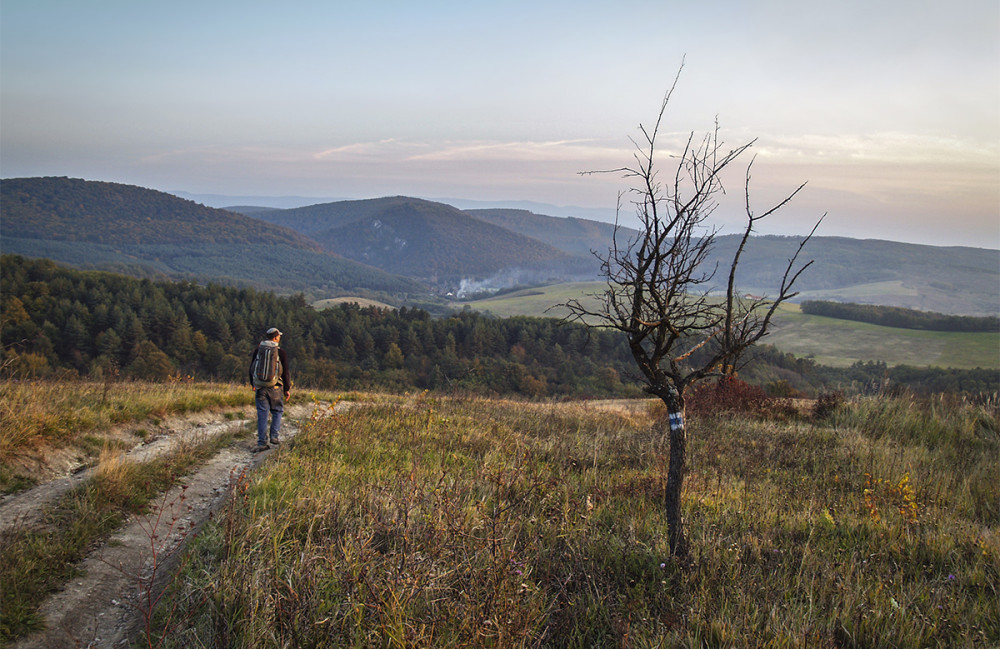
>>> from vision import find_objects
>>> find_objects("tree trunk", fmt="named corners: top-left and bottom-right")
top-left (663, 397), bottom-right (688, 558)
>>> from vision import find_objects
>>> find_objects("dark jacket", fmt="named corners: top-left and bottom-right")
top-left (249, 344), bottom-right (291, 390)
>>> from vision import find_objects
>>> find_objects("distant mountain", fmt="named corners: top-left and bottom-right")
top-left (4, 178), bottom-right (996, 314)
top-left (431, 197), bottom-right (618, 222)
top-left (170, 190), bottom-right (348, 210)
top-left (454, 208), bottom-right (1000, 315)
top-left (468, 208), bottom-right (631, 257)
top-left (170, 189), bottom-right (618, 222)
top-left (247, 196), bottom-right (591, 281)
top-left (704, 235), bottom-right (999, 315)
top-left (2, 177), bottom-right (320, 248)
top-left (0, 177), bottom-right (423, 297)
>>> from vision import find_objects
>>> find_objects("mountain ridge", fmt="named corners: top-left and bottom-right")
top-left (247, 196), bottom-right (584, 281)
top-left (3, 177), bottom-right (997, 314)
top-left (0, 177), bottom-right (423, 297)
top-left (1, 177), bottom-right (321, 249)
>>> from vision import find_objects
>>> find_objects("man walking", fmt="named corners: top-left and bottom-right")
top-left (249, 327), bottom-right (291, 452)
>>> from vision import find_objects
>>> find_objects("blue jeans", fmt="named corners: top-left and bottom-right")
top-left (255, 387), bottom-right (284, 445)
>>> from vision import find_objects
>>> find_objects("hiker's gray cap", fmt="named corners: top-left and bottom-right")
top-left (266, 327), bottom-right (282, 336)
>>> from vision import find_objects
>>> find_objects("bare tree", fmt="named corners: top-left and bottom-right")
top-left (563, 68), bottom-right (822, 558)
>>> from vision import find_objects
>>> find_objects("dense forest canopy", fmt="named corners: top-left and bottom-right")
top-left (0, 256), bottom-right (635, 397)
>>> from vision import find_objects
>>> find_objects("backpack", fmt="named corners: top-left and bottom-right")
top-left (251, 340), bottom-right (282, 388)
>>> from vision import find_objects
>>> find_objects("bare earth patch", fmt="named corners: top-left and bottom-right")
top-left (6, 401), bottom-right (329, 649)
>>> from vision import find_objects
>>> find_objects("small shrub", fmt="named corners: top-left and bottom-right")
top-left (812, 391), bottom-right (844, 420)
top-left (686, 376), bottom-right (772, 417)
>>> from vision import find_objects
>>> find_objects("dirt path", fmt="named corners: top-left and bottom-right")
top-left (8, 401), bottom-right (331, 649)
top-left (0, 408), bottom-right (253, 538)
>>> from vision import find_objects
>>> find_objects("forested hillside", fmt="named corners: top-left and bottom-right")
top-left (1, 177), bottom-right (317, 247)
top-left (3, 256), bottom-right (996, 397)
top-left (249, 196), bottom-right (589, 281)
top-left (0, 177), bottom-right (425, 298)
top-left (0, 256), bottom-right (635, 397)
top-left (468, 208), bottom-right (631, 257)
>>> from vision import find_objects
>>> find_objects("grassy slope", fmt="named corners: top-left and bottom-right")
top-left (765, 304), bottom-right (998, 368)
top-left (462, 282), bottom-right (605, 319)
top-left (150, 393), bottom-right (998, 648)
top-left (0, 380), bottom-right (352, 643)
top-left (312, 297), bottom-right (397, 310)
top-left (0, 381), bottom-right (250, 492)
top-left (461, 283), bottom-right (1000, 369)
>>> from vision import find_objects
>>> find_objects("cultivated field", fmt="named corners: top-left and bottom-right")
top-left (461, 284), bottom-right (1000, 370)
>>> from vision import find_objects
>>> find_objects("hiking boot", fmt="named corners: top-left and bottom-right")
top-left (253, 443), bottom-right (270, 453)
top-left (269, 436), bottom-right (280, 445)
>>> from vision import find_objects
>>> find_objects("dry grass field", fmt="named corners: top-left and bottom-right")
top-left (145, 390), bottom-right (998, 648)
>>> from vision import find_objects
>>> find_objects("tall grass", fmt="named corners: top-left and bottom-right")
top-left (0, 379), bottom-right (248, 491)
top-left (150, 393), bottom-right (997, 648)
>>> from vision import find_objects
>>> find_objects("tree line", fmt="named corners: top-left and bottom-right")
top-left (800, 300), bottom-right (999, 333)
top-left (2, 256), bottom-right (995, 398)
top-left (0, 256), bottom-right (637, 398)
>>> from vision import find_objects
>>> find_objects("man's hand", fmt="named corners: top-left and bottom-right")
top-left (284, 391), bottom-right (290, 401)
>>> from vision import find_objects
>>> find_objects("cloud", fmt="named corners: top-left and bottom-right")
top-left (406, 139), bottom-right (621, 163)
top-left (312, 139), bottom-right (406, 160)
top-left (294, 138), bottom-right (628, 165)
top-left (754, 132), bottom-right (999, 167)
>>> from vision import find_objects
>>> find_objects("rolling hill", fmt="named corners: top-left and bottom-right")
top-left (243, 196), bottom-right (593, 281)
top-left (0, 177), bottom-right (423, 297)
top-left (463, 209), bottom-right (998, 316)
top-left (2, 178), bottom-right (997, 315)
top-left (468, 208), bottom-right (629, 257)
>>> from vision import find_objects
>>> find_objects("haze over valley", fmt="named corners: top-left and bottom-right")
top-left (3, 176), bottom-right (997, 319)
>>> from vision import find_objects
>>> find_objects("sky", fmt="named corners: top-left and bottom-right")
top-left (2, 0), bottom-right (998, 248)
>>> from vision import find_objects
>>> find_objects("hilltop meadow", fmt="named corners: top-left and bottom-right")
top-left (0, 380), bottom-right (997, 648)
top-left (170, 394), bottom-right (997, 648)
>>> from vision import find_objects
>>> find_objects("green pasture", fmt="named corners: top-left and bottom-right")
top-left (460, 282), bottom-right (606, 320)
top-left (766, 304), bottom-right (998, 369)
top-left (460, 283), bottom-right (999, 370)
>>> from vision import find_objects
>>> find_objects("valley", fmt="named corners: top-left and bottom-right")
top-left (458, 283), bottom-right (1000, 370)
top-left (3, 177), bottom-right (997, 316)
top-left (1, 178), bottom-right (997, 648)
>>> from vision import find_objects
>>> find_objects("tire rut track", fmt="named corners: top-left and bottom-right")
top-left (8, 401), bottom-right (332, 649)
